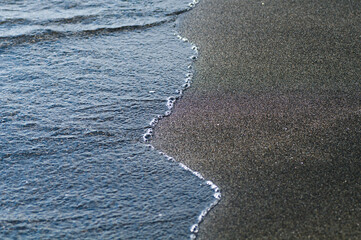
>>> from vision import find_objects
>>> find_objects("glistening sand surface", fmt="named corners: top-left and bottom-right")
top-left (153, 0), bottom-right (361, 239)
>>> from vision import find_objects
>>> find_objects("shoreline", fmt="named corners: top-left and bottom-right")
top-left (154, 0), bottom-right (361, 239)
top-left (144, 2), bottom-right (223, 238)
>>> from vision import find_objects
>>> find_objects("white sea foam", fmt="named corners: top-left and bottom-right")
top-left (161, 151), bottom-right (221, 240)
top-left (142, 1), bottom-right (221, 239)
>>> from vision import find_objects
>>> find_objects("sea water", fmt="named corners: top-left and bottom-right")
top-left (0, 0), bottom-right (217, 239)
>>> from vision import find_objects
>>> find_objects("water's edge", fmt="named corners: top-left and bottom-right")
top-left (142, 1), bottom-right (222, 239)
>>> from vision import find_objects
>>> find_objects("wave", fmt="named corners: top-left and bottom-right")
top-left (0, 18), bottom-right (31, 26)
top-left (0, 18), bottom-right (176, 49)
top-left (0, 0), bottom-right (197, 48)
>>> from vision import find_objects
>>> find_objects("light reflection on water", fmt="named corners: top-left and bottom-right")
top-left (0, 0), bottom-right (214, 238)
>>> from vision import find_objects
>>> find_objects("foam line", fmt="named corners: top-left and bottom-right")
top-left (142, 1), bottom-right (221, 239)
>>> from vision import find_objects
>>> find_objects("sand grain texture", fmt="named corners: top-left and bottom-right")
top-left (154, 0), bottom-right (361, 239)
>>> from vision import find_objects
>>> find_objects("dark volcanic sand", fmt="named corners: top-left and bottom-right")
top-left (154, 0), bottom-right (361, 239)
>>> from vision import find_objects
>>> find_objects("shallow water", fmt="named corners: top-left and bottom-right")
top-left (0, 0), bottom-right (215, 239)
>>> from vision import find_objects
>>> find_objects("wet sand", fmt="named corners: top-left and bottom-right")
top-left (153, 0), bottom-right (361, 239)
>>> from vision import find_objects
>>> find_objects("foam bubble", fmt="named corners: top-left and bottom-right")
top-left (214, 191), bottom-right (221, 199)
top-left (176, 89), bottom-right (183, 95)
top-left (149, 118), bottom-right (158, 127)
top-left (190, 224), bottom-right (199, 233)
top-left (177, 35), bottom-right (189, 42)
top-left (191, 45), bottom-right (198, 53)
top-left (167, 96), bottom-right (177, 109)
top-left (185, 77), bottom-right (192, 83)
top-left (198, 209), bottom-right (208, 222)
top-left (164, 110), bottom-right (171, 116)
top-left (143, 128), bottom-right (153, 142)
top-left (182, 83), bottom-right (190, 89)
top-left (189, 0), bottom-right (199, 8)
top-left (179, 162), bottom-right (190, 171)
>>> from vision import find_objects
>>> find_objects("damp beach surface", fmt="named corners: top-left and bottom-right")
top-left (153, 0), bottom-right (361, 239)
